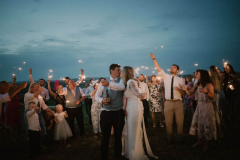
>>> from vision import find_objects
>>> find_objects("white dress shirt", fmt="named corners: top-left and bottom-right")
top-left (193, 78), bottom-right (198, 85)
top-left (27, 109), bottom-right (41, 131)
top-left (95, 77), bottom-right (125, 105)
top-left (139, 82), bottom-right (149, 101)
top-left (85, 86), bottom-right (94, 99)
top-left (29, 74), bottom-right (50, 101)
top-left (0, 93), bottom-right (11, 117)
top-left (158, 70), bottom-right (184, 100)
top-left (24, 92), bottom-right (48, 111)
top-left (59, 87), bottom-right (85, 97)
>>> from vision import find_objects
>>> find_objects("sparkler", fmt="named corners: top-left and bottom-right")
top-left (179, 71), bottom-right (184, 75)
top-left (12, 74), bottom-right (15, 76)
top-left (66, 101), bottom-right (70, 103)
top-left (16, 68), bottom-right (22, 75)
top-left (229, 85), bottom-right (234, 90)
top-left (23, 61), bottom-right (30, 67)
top-left (194, 64), bottom-right (198, 66)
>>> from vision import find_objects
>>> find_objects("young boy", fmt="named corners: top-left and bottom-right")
top-left (27, 102), bottom-right (41, 157)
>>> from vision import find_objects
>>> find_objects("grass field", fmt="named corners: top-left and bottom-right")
top-left (1, 100), bottom-right (240, 160)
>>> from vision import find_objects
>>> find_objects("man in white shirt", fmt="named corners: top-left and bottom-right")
top-left (84, 79), bottom-right (94, 125)
top-left (29, 68), bottom-right (50, 104)
top-left (150, 53), bottom-right (186, 143)
top-left (138, 74), bottom-right (150, 127)
top-left (193, 71), bottom-right (198, 85)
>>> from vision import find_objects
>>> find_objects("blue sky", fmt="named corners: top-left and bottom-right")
top-left (0, 0), bottom-right (240, 81)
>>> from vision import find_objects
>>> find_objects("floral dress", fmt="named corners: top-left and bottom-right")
top-left (189, 88), bottom-right (217, 140)
top-left (184, 82), bottom-right (194, 111)
top-left (149, 84), bottom-right (162, 112)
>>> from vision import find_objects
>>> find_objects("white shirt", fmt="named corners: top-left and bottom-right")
top-left (29, 74), bottom-right (50, 101)
top-left (95, 76), bottom-right (125, 105)
top-left (24, 92), bottom-right (48, 110)
top-left (85, 86), bottom-right (94, 99)
top-left (139, 82), bottom-right (149, 101)
top-left (27, 109), bottom-right (41, 131)
top-left (158, 70), bottom-right (184, 100)
top-left (59, 87), bottom-right (85, 97)
top-left (193, 78), bottom-right (198, 85)
top-left (0, 93), bottom-right (11, 117)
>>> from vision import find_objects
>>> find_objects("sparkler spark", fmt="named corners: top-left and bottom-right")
top-left (194, 64), bottom-right (198, 66)
top-left (179, 71), bottom-right (184, 75)
top-left (19, 68), bottom-right (22, 70)
top-left (12, 74), bottom-right (15, 76)
top-left (49, 70), bottom-right (53, 72)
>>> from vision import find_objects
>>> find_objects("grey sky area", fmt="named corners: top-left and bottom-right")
top-left (0, 0), bottom-right (240, 81)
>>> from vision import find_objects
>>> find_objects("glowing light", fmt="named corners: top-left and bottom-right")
top-left (49, 70), bottom-right (53, 72)
top-left (157, 76), bottom-right (161, 80)
top-left (79, 60), bottom-right (82, 63)
top-left (12, 74), bottom-right (15, 76)
top-left (194, 64), bottom-right (198, 66)
top-left (66, 101), bottom-right (70, 103)
top-left (141, 66), bottom-right (144, 68)
top-left (161, 45), bottom-right (164, 48)
top-left (167, 69), bottom-right (170, 71)
top-left (229, 85), bottom-right (234, 90)
top-left (152, 71), bottom-right (155, 73)
top-left (82, 75), bottom-right (86, 79)
top-left (83, 81), bottom-right (85, 83)
top-left (179, 71), bottom-right (184, 75)
top-left (19, 68), bottom-right (22, 70)
top-left (23, 62), bottom-right (26, 64)
top-left (154, 67), bottom-right (157, 70)
top-left (145, 67), bottom-right (148, 69)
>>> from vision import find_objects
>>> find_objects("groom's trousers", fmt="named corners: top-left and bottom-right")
top-left (100, 109), bottom-right (125, 160)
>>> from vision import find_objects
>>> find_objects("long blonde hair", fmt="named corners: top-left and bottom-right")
top-left (209, 66), bottom-right (222, 91)
top-left (121, 66), bottom-right (139, 88)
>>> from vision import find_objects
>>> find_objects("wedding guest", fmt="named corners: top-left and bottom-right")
top-left (64, 69), bottom-right (84, 87)
top-left (64, 77), bottom-right (70, 87)
top-left (209, 66), bottom-right (227, 137)
top-left (54, 104), bottom-right (72, 147)
top-left (82, 83), bottom-right (89, 93)
top-left (85, 79), bottom-right (95, 125)
top-left (138, 74), bottom-right (150, 127)
top-left (29, 68), bottom-right (50, 104)
top-left (24, 81), bottom-right (54, 148)
top-left (90, 80), bottom-right (102, 138)
top-left (27, 102), bottom-right (41, 158)
top-left (96, 64), bottom-right (125, 160)
top-left (47, 79), bottom-right (66, 110)
top-left (184, 70), bottom-right (216, 151)
top-left (223, 64), bottom-right (240, 127)
top-left (145, 75), bottom-right (164, 128)
top-left (183, 75), bottom-right (195, 116)
top-left (150, 53), bottom-right (186, 143)
top-left (58, 80), bottom-right (86, 137)
top-left (43, 109), bottom-right (55, 143)
top-left (0, 80), bottom-right (27, 145)
top-left (5, 83), bottom-right (24, 142)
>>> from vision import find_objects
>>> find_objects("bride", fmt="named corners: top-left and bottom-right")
top-left (121, 66), bottom-right (158, 160)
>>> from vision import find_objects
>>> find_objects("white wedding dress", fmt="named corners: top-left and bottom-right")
top-left (123, 79), bottom-right (158, 160)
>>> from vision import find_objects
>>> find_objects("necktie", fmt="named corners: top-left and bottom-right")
top-left (171, 76), bottom-right (174, 100)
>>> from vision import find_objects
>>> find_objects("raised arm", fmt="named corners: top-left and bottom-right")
top-left (145, 75), bottom-right (151, 87)
top-left (150, 53), bottom-right (162, 72)
top-left (9, 82), bottom-right (28, 99)
top-left (183, 83), bottom-right (198, 96)
top-left (47, 79), bottom-right (57, 98)
top-left (102, 79), bottom-right (125, 91)
top-left (10, 76), bottom-right (16, 87)
top-left (75, 69), bottom-right (84, 86)
top-left (29, 68), bottom-right (34, 83)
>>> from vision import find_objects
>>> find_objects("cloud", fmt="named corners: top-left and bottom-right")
top-left (0, 48), bottom-right (9, 54)
top-left (34, 0), bottom-right (41, 3)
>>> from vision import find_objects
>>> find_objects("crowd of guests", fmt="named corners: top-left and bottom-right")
top-left (0, 53), bottom-right (240, 159)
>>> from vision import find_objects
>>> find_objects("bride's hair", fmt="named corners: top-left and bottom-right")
top-left (122, 66), bottom-right (139, 88)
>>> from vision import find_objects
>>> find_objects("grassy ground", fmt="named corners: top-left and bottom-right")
top-left (1, 101), bottom-right (240, 160)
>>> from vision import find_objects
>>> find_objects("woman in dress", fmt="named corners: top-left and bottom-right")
top-left (122, 66), bottom-right (157, 160)
top-left (145, 75), bottom-right (164, 127)
top-left (90, 80), bottom-right (102, 138)
top-left (183, 75), bottom-right (195, 116)
top-left (183, 69), bottom-right (216, 151)
top-left (209, 66), bottom-right (227, 137)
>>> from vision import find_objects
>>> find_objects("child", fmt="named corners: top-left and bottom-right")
top-left (26, 102), bottom-right (41, 157)
top-left (54, 104), bottom-right (72, 147)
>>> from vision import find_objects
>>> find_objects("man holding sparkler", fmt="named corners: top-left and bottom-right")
top-left (150, 53), bottom-right (186, 144)
top-left (58, 79), bottom-right (86, 137)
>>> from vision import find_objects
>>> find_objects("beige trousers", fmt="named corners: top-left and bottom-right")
top-left (164, 101), bottom-right (184, 139)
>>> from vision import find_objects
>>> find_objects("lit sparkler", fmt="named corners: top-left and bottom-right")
top-left (194, 64), bottom-right (198, 66)
top-left (179, 71), bottom-right (184, 75)
top-left (12, 74), bottom-right (15, 76)
top-left (16, 68), bottom-right (22, 75)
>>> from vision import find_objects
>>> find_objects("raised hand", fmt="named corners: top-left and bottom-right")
top-left (58, 85), bottom-right (63, 91)
top-left (150, 53), bottom-right (155, 59)
top-left (81, 69), bottom-right (84, 75)
top-left (29, 68), bottom-right (32, 74)
top-left (13, 76), bottom-right (16, 82)
top-left (47, 79), bottom-right (50, 84)
top-left (19, 82), bottom-right (28, 89)
top-left (35, 106), bottom-right (40, 111)
top-left (101, 80), bottom-right (109, 86)
top-left (145, 75), bottom-right (148, 79)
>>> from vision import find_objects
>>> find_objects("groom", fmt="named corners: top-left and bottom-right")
top-left (95, 64), bottom-right (125, 160)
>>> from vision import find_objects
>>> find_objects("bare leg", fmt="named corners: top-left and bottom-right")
top-left (151, 112), bottom-right (156, 127)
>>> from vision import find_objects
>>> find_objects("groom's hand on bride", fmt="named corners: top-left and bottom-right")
top-left (102, 98), bottom-right (110, 104)
top-left (101, 80), bottom-right (109, 86)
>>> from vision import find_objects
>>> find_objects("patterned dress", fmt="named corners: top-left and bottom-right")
top-left (91, 94), bottom-right (102, 133)
top-left (184, 82), bottom-right (194, 111)
top-left (149, 84), bottom-right (162, 112)
top-left (189, 88), bottom-right (217, 140)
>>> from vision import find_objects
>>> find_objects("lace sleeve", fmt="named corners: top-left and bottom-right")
top-left (129, 81), bottom-right (141, 97)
